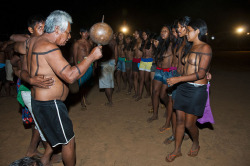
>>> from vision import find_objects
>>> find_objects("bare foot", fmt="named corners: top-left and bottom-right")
top-left (126, 91), bottom-right (131, 95)
top-left (147, 115), bottom-right (158, 123)
top-left (80, 104), bottom-right (87, 111)
top-left (26, 150), bottom-right (43, 159)
top-left (85, 99), bottom-right (91, 105)
top-left (148, 101), bottom-right (152, 107)
top-left (135, 96), bottom-right (142, 101)
top-left (148, 108), bottom-right (153, 113)
top-left (132, 94), bottom-right (138, 98)
top-left (51, 153), bottom-right (62, 163)
top-left (105, 102), bottom-right (113, 107)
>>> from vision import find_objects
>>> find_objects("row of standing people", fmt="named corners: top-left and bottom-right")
top-left (5, 11), bottom-right (213, 165)
top-left (102, 16), bottom-right (213, 162)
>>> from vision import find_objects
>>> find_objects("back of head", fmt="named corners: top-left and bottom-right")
top-left (80, 28), bottom-right (88, 33)
top-left (27, 15), bottom-right (45, 29)
top-left (9, 157), bottom-right (43, 166)
top-left (45, 10), bottom-right (73, 33)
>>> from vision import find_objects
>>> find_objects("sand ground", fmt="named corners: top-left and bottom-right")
top-left (0, 51), bottom-right (250, 166)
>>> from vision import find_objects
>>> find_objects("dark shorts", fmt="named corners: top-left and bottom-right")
top-left (173, 82), bottom-right (208, 116)
top-left (150, 63), bottom-right (157, 72)
top-left (78, 65), bottom-right (93, 87)
top-left (168, 71), bottom-right (181, 99)
top-left (0, 67), bottom-right (6, 83)
top-left (117, 57), bottom-right (126, 72)
top-left (31, 98), bottom-right (75, 147)
top-left (125, 61), bottom-right (132, 69)
top-left (132, 62), bottom-right (140, 72)
top-left (153, 69), bottom-right (177, 85)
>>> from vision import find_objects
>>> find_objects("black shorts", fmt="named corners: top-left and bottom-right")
top-left (132, 62), bottom-right (139, 72)
top-left (174, 82), bottom-right (207, 116)
top-left (0, 67), bottom-right (6, 83)
top-left (31, 98), bottom-right (75, 147)
top-left (150, 63), bottom-right (157, 72)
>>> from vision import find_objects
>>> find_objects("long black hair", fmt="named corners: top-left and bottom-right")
top-left (124, 35), bottom-right (134, 51)
top-left (170, 20), bottom-right (178, 54)
top-left (131, 29), bottom-right (141, 50)
top-left (140, 30), bottom-right (151, 51)
top-left (188, 19), bottom-right (208, 43)
top-left (116, 32), bottom-right (126, 45)
top-left (155, 25), bottom-right (171, 62)
top-left (177, 16), bottom-right (192, 59)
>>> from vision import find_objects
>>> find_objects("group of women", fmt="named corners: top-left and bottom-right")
top-left (114, 16), bottom-right (212, 162)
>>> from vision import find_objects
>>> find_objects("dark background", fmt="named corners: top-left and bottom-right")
top-left (0, 0), bottom-right (250, 50)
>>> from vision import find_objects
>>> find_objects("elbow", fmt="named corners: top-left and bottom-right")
top-left (64, 77), bottom-right (75, 84)
top-left (64, 75), bottom-right (76, 84)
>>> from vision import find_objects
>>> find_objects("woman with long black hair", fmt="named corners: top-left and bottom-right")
top-left (132, 30), bottom-right (143, 98)
top-left (162, 17), bottom-right (191, 143)
top-left (115, 32), bottom-right (127, 92)
top-left (135, 30), bottom-right (153, 101)
top-left (147, 25), bottom-right (174, 123)
top-left (124, 35), bottom-right (134, 94)
top-left (166, 18), bottom-right (212, 162)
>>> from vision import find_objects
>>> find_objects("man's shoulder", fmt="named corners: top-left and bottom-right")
top-left (33, 39), bottom-right (59, 54)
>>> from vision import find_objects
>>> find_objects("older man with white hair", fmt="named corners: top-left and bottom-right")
top-left (22, 10), bottom-right (102, 166)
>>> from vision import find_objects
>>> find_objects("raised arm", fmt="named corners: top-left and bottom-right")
top-left (10, 34), bottom-right (30, 42)
top-left (46, 45), bottom-right (102, 84)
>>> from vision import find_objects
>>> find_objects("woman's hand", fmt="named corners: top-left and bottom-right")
top-left (167, 77), bottom-right (181, 86)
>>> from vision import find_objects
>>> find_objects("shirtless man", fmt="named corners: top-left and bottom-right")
top-left (23, 10), bottom-right (102, 166)
top-left (115, 32), bottom-right (127, 92)
top-left (147, 25), bottom-right (174, 123)
top-left (136, 30), bottom-right (153, 101)
top-left (72, 28), bottom-right (93, 110)
top-left (132, 30), bottom-right (143, 98)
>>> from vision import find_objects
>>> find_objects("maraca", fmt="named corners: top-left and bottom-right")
top-left (89, 16), bottom-right (113, 45)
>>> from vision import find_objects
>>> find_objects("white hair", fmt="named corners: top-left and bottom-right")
top-left (45, 10), bottom-right (73, 33)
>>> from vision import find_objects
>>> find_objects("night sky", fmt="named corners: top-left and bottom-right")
top-left (0, 0), bottom-right (250, 49)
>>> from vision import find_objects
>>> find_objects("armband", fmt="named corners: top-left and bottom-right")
top-left (75, 65), bottom-right (81, 75)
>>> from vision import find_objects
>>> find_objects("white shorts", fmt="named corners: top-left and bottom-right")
top-left (21, 91), bottom-right (46, 141)
top-left (5, 60), bottom-right (13, 81)
top-left (99, 59), bottom-right (115, 89)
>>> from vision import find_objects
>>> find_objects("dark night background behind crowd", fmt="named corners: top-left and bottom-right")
top-left (0, 0), bottom-right (250, 50)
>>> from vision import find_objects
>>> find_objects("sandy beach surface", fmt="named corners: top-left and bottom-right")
top-left (0, 51), bottom-right (250, 166)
